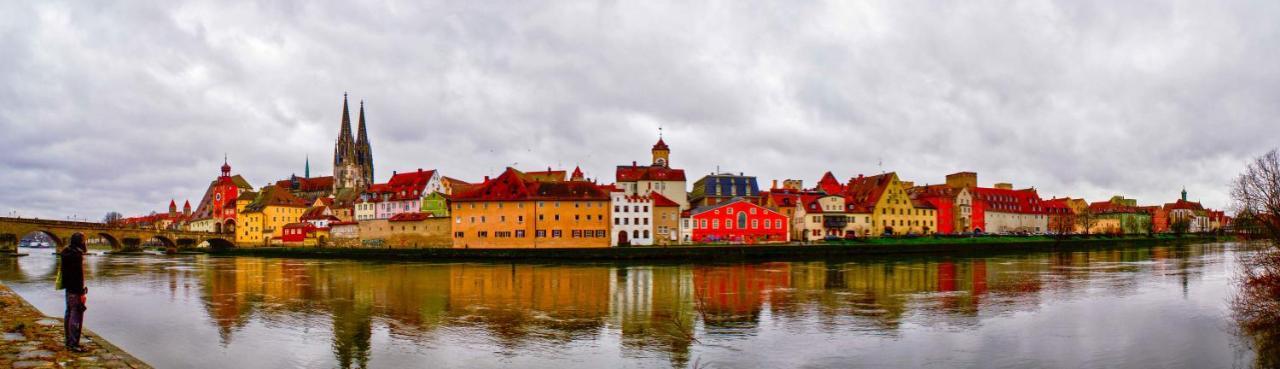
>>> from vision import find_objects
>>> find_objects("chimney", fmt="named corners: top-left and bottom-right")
top-left (632, 161), bottom-right (637, 167)
top-left (393, 170), bottom-right (397, 176)
top-left (484, 175), bottom-right (490, 182)
top-left (772, 179), bottom-right (778, 189)
top-left (995, 183), bottom-right (1013, 190)
top-left (418, 168), bottom-right (422, 173)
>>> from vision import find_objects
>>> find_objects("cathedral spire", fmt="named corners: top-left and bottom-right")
top-left (356, 100), bottom-right (374, 184)
top-left (305, 154), bottom-right (310, 179)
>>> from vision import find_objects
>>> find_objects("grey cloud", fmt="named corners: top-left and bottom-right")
top-left (1, 0), bottom-right (1276, 219)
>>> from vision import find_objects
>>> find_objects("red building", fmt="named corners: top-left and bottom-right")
top-left (908, 184), bottom-right (958, 234)
top-left (689, 197), bottom-right (789, 244)
top-left (281, 222), bottom-right (317, 243)
top-left (190, 157), bottom-right (253, 234)
top-left (1141, 206), bottom-right (1169, 233)
top-left (1043, 198), bottom-right (1076, 234)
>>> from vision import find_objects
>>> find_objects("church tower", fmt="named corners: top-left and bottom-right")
top-left (355, 100), bottom-right (375, 186)
top-left (333, 93), bottom-right (366, 193)
top-left (652, 137), bottom-right (670, 167)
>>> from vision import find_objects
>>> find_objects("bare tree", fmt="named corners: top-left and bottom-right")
top-left (103, 211), bottom-right (124, 226)
top-left (1076, 208), bottom-right (1098, 236)
top-left (1232, 149), bottom-right (1280, 241)
top-left (1170, 217), bottom-right (1190, 237)
top-left (1230, 149), bottom-right (1280, 366)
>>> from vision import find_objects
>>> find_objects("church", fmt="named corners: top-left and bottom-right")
top-left (277, 94), bottom-right (376, 203)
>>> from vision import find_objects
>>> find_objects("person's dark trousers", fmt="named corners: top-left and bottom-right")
top-left (65, 290), bottom-right (85, 348)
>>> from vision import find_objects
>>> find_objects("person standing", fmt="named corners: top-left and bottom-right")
top-left (60, 233), bottom-right (88, 352)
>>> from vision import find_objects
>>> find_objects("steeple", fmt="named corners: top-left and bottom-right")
top-left (570, 166), bottom-right (585, 181)
top-left (651, 130), bottom-right (670, 167)
top-left (305, 155), bottom-right (310, 179)
top-left (355, 100), bottom-right (374, 184)
top-left (169, 199), bottom-right (177, 216)
top-left (335, 93), bottom-right (355, 167)
top-left (221, 154), bottom-right (231, 178)
top-left (1181, 187), bottom-right (1187, 201)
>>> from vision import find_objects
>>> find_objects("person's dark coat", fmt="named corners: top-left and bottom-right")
top-left (60, 245), bottom-right (85, 293)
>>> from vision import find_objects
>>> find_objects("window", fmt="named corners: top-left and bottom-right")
top-left (478, 231), bottom-right (488, 238)
top-left (712, 220), bottom-right (719, 229)
top-left (554, 215), bottom-right (560, 221)
top-left (633, 230), bottom-right (639, 239)
top-left (644, 218), bottom-right (649, 225)
top-left (515, 230), bottom-right (525, 238)
top-left (552, 230), bottom-right (562, 238)
top-left (765, 220), bottom-right (771, 229)
top-left (643, 230), bottom-right (650, 239)
top-left (615, 218), bottom-right (620, 225)
top-left (752, 219), bottom-right (758, 229)
top-left (518, 215), bottom-right (524, 222)
top-left (737, 212), bottom-right (747, 229)
top-left (536, 230), bottom-right (546, 237)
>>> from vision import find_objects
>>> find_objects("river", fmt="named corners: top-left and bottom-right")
top-left (0, 241), bottom-right (1260, 368)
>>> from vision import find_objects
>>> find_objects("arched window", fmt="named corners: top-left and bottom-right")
top-left (737, 212), bottom-right (747, 229)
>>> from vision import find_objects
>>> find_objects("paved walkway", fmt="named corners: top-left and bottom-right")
top-left (0, 283), bottom-right (151, 369)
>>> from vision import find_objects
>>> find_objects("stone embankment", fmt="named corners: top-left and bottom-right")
top-left (0, 283), bottom-right (151, 369)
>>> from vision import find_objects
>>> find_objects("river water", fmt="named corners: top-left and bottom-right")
top-left (0, 242), bottom-right (1260, 368)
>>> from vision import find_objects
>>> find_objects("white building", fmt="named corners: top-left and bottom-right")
top-left (611, 192), bottom-right (654, 246)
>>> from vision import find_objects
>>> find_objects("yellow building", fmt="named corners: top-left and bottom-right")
top-left (846, 172), bottom-right (937, 236)
top-left (235, 186), bottom-right (310, 246)
top-left (450, 167), bottom-right (612, 248)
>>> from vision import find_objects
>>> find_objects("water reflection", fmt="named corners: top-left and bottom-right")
top-left (0, 242), bottom-right (1251, 368)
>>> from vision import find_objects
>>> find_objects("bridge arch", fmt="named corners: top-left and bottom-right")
top-left (149, 235), bottom-right (177, 249)
top-left (205, 237), bottom-right (235, 251)
top-left (21, 230), bottom-right (64, 250)
top-left (97, 233), bottom-right (122, 250)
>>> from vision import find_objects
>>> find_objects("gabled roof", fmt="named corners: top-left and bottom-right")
top-left (651, 192), bottom-right (680, 207)
top-left (377, 169), bottom-right (437, 201)
top-left (816, 172), bottom-right (844, 195)
top-left (971, 186), bottom-right (1045, 214)
top-left (243, 186), bottom-right (309, 213)
top-left (1164, 199), bottom-right (1206, 212)
top-left (907, 184), bottom-right (957, 200)
top-left (452, 167), bottom-right (610, 202)
top-left (1089, 200), bottom-right (1144, 214)
top-left (616, 164), bottom-right (687, 182)
top-left (843, 173), bottom-right (896, 212)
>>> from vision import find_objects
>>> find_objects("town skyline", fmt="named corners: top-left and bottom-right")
top-left (4, 1), bottom-right (1276, 219)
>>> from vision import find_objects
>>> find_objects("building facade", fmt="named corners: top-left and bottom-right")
top-left (611, 192), bottom-right (654, 246)
top-left (689, 173), bottom-right (760, 208)
top-left (689, 197), bottom-right (789, 244)
top-left (450, 168), bottom-right (612, 248)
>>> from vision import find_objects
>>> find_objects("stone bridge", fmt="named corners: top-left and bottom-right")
top-left (0, 217), bottom-right (235, 253)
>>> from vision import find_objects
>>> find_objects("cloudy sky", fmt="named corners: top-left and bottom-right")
top-left (1, 0), bottom-right (1276, 220)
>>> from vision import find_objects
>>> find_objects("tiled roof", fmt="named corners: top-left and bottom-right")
top-left (274, 176), bottom-right (334, 193)
top-left (243, 186), bottom-right (309, 212)
top-left (816, 172), bottom-right (844, 195)
top-left (452, 167), bottom-right (610, 202)
top-left (652, 138), bottom-right (669, 151)
top-left (651, 192), bottom-right (680, 207)
top-left (522, 169), bottom-right (566, 183)
top-left (1089, 201), bottom-right (1143, 214)
top-left (1164, 199), bottom-right (1206, 212)
top-left (375, 169), bottom-right (437, 201)
top-left (972, 187), bottom-right (1045, 214)
top-left (843, 173), bottom-right (895, 212)
top-left (907, 184), bottom-right (956, 199)
top-left (616, 165), bottom-right (687, 182)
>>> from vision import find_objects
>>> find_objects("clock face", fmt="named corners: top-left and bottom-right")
top-left (656, 158), bottom-right (666, 165)
top-left (215, 193), bottom-right (222, 201)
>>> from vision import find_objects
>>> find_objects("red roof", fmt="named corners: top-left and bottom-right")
top-left (616, 165), bottom-right (687, 182)
top-left (1164, 199), bottom-right (1206, 212)
top-left (383, 169), bottom-right (437, 201)
top-left (452, 167), bottom-right (611, 202)
top-left (651, 192), bottom-right (680, 207)
top-left (816, 172), bottom-right (843, 194)
top-left (652, 138), bottom-right (669, 151)
top-left (843, 173), bottom-right (895, 212)
top-left (972, 187), bottom-right (1045, 214)
top-left (907, 184), bottom-right (957, 200)
top-left (389, 212), bottom-right (433, 222)
top-left (1089, 201), bottom-right (1143, 214)
top-left (275, 176), bottom-right (335, 193)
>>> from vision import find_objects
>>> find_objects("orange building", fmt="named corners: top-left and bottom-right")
top-left (450, 167), bottom-right (612, 248)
